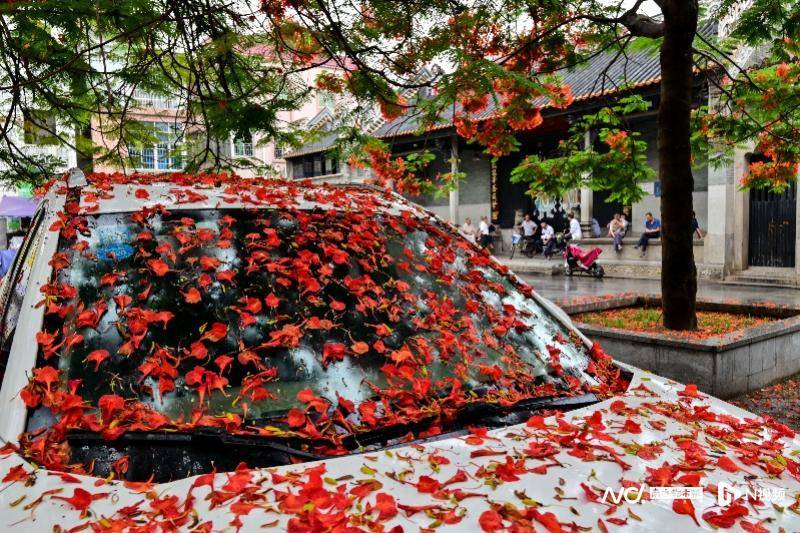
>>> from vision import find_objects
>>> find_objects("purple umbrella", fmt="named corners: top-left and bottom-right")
top-left (0, 196), bottom-right (39, 217)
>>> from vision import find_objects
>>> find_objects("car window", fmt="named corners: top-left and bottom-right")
top-left (32, 206), bottom-right (606, 427)
top-left (0, 206), bottom-right (46, 374)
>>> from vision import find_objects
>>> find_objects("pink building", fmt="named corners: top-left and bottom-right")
top-left (90, 56), bottom-right (354, 177)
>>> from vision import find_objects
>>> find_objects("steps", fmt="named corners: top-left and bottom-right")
top-left (724, 268), bottom-right (798, 288)
top-left (501, 256), bottom-right (666, 279)
top-left (502, 257), bottom-right (563, 275)
top-left (566, 236), bottom-right (704, 263)
top-left (599, 259), bottom-right (663, 279)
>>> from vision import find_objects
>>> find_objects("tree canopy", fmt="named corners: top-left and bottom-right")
top-left (0, 0), bottom-right (796, 192)
top-left (0, 0), bottom-right (322, 183)
top-left (264, 0), bottom-right (800, 201)
top-left (4, 0), bottom-right (800, 331)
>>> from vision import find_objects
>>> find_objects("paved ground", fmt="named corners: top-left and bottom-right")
top-left (731, 377), bottom-right (800, 429)
top-left (515, 273), bottom-right (800, 306)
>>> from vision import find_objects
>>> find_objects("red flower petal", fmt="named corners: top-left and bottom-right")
top-left (183, 287), bottom-right (202, 304)
top-left (85, 349), bottom-right (110, 371)
top-left (479, 509), bottom-right (503, 531)
top-left (147, 259), bottom-right (170, 277)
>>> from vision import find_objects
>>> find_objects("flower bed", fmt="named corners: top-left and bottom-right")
top-left (573, 306), bottom-right (774, 340)
top-left (559, 294), bottom-right (800, 399)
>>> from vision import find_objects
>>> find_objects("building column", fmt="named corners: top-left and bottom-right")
top-left (795, 167), bottom-right (800, 282)
top-left (579, 187), bottom-right (593, 233)
top-left (707, 79), bottom-right (747, 278)
top-left (449, 135), bottom-right (459, 224)
top-left (579, 130), bottom-right (593, 233)
top-left (490, 160), bottom-right (499, 224)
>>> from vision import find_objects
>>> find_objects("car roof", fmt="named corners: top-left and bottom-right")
top-left (42, 172), bottom-right (420, 218)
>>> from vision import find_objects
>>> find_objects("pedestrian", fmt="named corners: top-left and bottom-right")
top-left (521, 214), bottom-right (537, 255)
top-left (0, 248), bottom-right (16, 278)
top-left (591, 217), bottom-right (602, 238)
top-left (634, 212), bottom-right (661, 257)
top-left (478, 216), bottom-right (493, 249)
top-left (567, 211), bottom-right (582, 241)
top-left (691, 211), bottom-right (703, 239)
top-left (460, 217), bottom-right (477, 244)
top-left (540, 221), bottom-right (555, 259)
top-left (607, 213), bottom-right (625, 253)
top-left (522, 214), bottom-right (537, 239)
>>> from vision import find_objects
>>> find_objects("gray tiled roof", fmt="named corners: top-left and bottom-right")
top-left (287, 22), bottom-right (715, 156)
top-left (374, 21), bottom-right (715, 139)
top-left (283, 131), bottom-right (339, 158)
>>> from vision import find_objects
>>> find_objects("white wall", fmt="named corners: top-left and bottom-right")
top-left (423, 203), bottom-right (491, 225)
top-left (631, 191), bottom-right (708, 234)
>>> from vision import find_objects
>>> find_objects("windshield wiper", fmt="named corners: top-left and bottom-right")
top-left (456, 392), bottom-right (599, 424)
top-left (340, 392), bottom-right (599, 453)
top-left (67, 427), bottom-right (325, 482)
top-left (65, 393), bottom-right (598, 482)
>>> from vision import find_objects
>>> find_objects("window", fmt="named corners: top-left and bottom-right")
top-left (274, 144), bottom-right (284, 159)
top-left (128, 122), bottom-right (184, 171)
top-left (325, 157), bottom-right (339, 175)
top-left (133, 90), bottom-right (179, 110)
top-left (45, 208), bottom-right (595, 424)
top-left (302, 158), bottom-right (314, 177)
top-left (293, 153), bottom-right (340, 179)
top-left (232, 134), bottom-right (253, 157)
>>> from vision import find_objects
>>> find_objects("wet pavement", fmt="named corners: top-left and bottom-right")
top-left (515, 274), bottom-right (800, 306)
top-left (732, 377), bottom-right (800, 430)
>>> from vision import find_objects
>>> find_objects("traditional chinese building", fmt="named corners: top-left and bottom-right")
top-left (285, 21), bottom-right (800, 285)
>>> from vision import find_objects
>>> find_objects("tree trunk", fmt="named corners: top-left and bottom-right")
top-left (71, 37), bottom-right (94, 175)
top-left (658, 0), bottom-right (699, 330)
top-left (75, 124), bottom-right (94, 173)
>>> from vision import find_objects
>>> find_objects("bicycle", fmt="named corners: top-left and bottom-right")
top-left (509, 232), bottom-right (522, 259)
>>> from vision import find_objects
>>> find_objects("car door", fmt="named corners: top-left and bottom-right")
top-left (0, 203), bottom-right (49, 376)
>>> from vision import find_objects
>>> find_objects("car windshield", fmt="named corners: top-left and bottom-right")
top-left (25, 200), bottom-right (620, 477)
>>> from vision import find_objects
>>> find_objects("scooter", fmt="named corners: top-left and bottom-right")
top-left (564, 244), bottom-right (604, 278)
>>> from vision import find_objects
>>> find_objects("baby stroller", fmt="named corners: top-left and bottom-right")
top-left (564, 244), bottom-right (604, 278)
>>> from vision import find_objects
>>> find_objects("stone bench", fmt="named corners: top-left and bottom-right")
top-left (497, 231), bottom-right (705, 264)
top-left (570, 236), bottom-right (705, 263)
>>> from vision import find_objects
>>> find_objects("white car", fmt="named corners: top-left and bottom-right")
top-left (0, 172), bottom-right (796, 532)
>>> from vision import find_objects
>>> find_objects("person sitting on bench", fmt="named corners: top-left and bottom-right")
top-left (634, 212), bottom-right (661, 257)
top-left (540, 221), bottom-right (555, 259)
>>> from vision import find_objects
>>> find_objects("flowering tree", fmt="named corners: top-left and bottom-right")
top-left (0, 0), bottom-right (322, 181)
top-left (1, 0), bottom-right (798, 330)
top-left (266, 0), bottom-right (800, 331)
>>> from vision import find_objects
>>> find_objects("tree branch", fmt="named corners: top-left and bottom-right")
top-left (582, 1), bottom-right (665, 38)
top-left (619, 11), bottom-right (665, 38)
